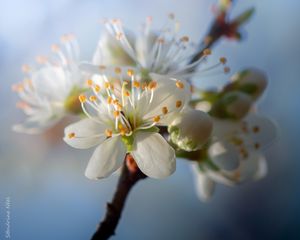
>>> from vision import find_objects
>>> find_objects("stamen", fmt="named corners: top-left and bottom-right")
top-left (127, 69), bottom-right (134, 77)
top-left (21, 64), bottom-right (31, 73)
top-left (105, 82), bottom-right (111, 89)
top-left (107, 96), bottom-right (113, 104)
top-left (89, 96), bottom-right (97, 102)
top-left (94, 84), bottom-right (101, 92)
top-left (99, 65), bottom-right (106, 71)
top-left (113, 111), bottom-right (120, 118)
top-left (51, 44), bottom-right (60, 52)
top-left (176, 100), bottom-right (182, 108)
top-left (133, 81), bottom-right (140, 88)
top-left (162, 107), bottom-right (168, 115)
top-left (68, 132), bottom-right (76, 139)
top-left (86, 79), bottom-right (93, 87)
top-left (204, 36), bottom-right (213, 45)
top-left (115, 67), bottom-right (122, 74)
top-left (148, 81), bottom-right (157, 90)
top-left (175, 80), bottom-right (184, 89)
top-left (253, 126), bottom-right (260, 133)
top-left (203, 48), bottom-right (212, 56)
top-left (153, 115), bottom-right (160, 123)
top-left (180, 36), bottom-right (189, 42)
top-left (79, 95), bottom-right (87, 103)
top-left (219, 57), bottom-right (227, 64)
top-left (105, 129), bottom-right (112, 138)
top-left (254, 143), bottom-right (260, 149)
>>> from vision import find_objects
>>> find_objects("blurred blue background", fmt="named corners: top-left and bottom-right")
top-left (1, 0), bottom-right (299, 239)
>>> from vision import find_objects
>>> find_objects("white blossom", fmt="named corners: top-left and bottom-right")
top-left (192, 113), bottom-right (277, 201)
top-left (64, 67), bottom-right (191, 179)
top-left (12, 34), bottom-right (85, 134)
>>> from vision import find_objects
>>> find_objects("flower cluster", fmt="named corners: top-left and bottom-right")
top-left (12, 7), bottom-right (277, 201)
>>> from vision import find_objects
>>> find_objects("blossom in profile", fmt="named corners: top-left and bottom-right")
top-left (88, 16), bottom-right (229, 79)
top-left (192, 114), bottom-right (277, 201)
top-left (12, 34), bottom-right (86, 134)
top-left (64, 67), bottom-right (191, 179)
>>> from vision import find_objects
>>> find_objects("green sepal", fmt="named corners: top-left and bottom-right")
top-left (233, 7), bottom-right (255, 26)
top-left (121, 135), bottom-right (134, 152)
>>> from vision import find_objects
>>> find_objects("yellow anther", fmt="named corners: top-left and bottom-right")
top-left (180, 36), bottom-right (189, 42)
top-left (116, 103), bottom-right (123, 110)
top-left (99, 65), bottom-right (106, 71)
top-left (113, 111), bottom-right (120, 118)
top-left (204, 36), bottom-right (213, 45)
top-left (219, 57), bottom-right (227, 64)
top-left (104, 82), bottom-right (111, 89)
top-left (157, 38), bottom-right (165, 44)
top-left (162, 107), bottom-right (168, 115)
top-left (141, 83), bottom-right (147, 90)
top-left (86, 79), bottom-right (93, 86)
top-left (113, 99), bottom-right (119, 104)
top-left (12, 83), bottom-right (24, 92)
top-left (107, 96), bottom-right (113, 104)
top-left (51, 44), bottom-right (60, 52)
top-left (148, 81), bottom-right (157, 90)
top-left (105, 129), bottom-right (113, 138)
top-left (94, 84), bottom-right (101, 92)
top-left (203, 48), bottom-right (212, 56)
top-left (153, 115), bottom-right (160, 123)
top-left (35, 55), bottom-right (47, 64)
top-left (224, 67), bottom-right (231, 73)
top-left (175, 80), bottom-right (184, 89)
top-left (253, 126), bottom-right (260, 133)
top-left (115, 67), bottom-right (122, 74)
top-left (68, 132), bottom-right (76, 139)
top-left (21, 64), bottom-right (31, 73)
top-left (124, 91), bottom-right (130, 97)
top-left (120, 129), bottom-right (127, 136)
top-left (133, 81), bottom-right (140, 88)
top-left (89, 95), bottom-right (97, 102)
top-left (16, 101), bottom-right (29, 109)
top-left (176, 100), bottom-right (182, 108)
top-left (116, 32), bottom-right (123, 40)
top-left (127, 69), bottom-right (134, 77)
top-left (79, 94), bottom-right (87, 103)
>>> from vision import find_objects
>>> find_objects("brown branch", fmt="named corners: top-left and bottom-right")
top-left (91, 156), bottom-right (147, 240)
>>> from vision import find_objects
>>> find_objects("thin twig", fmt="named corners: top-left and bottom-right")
top-left (91, 158), bottom-right (146, 240)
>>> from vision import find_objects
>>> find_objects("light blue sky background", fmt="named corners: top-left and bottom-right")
top-left (1, 0), bottom-right (300, 239)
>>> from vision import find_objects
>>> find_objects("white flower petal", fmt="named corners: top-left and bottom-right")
top-left (141, 74), bottom-right (191, 125)
top-left (32, 66), bottom-right (70, 100)
top-left (131, 132), bottom-right (175, 179)
top-left (64, 118), bottom-right (107, 149)
top-left (85, 136), bottom-right (126, 179)
top-left (244, 114), bottom-right (278, 150)
top-left (192, 165), bottom-right (215, 201)
top-left (253, 155), bottom-right (268, 180)
top-left (208, 141), bottom-right (240, 171)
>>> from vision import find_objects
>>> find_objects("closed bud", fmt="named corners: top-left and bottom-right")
top-left (169, 110), bottom-right (213, 151)
top-left (93, 31), bottom-right (135, 66)
top-left (230, 68), bottom-right (268, 100)
top-left (223, 91), bottom-right (252, 119)
top-left (211, 91), bottom-right (252, 119)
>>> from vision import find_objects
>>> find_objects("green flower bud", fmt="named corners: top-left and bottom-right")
top-left (211, 91), bottom-right (252, 120)
top-left (231, 68), bottom-right (268, 100)
top-left (169, 110), bottom-right (213, 152)
top-left (233, 7), bottom-right (255, 26)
